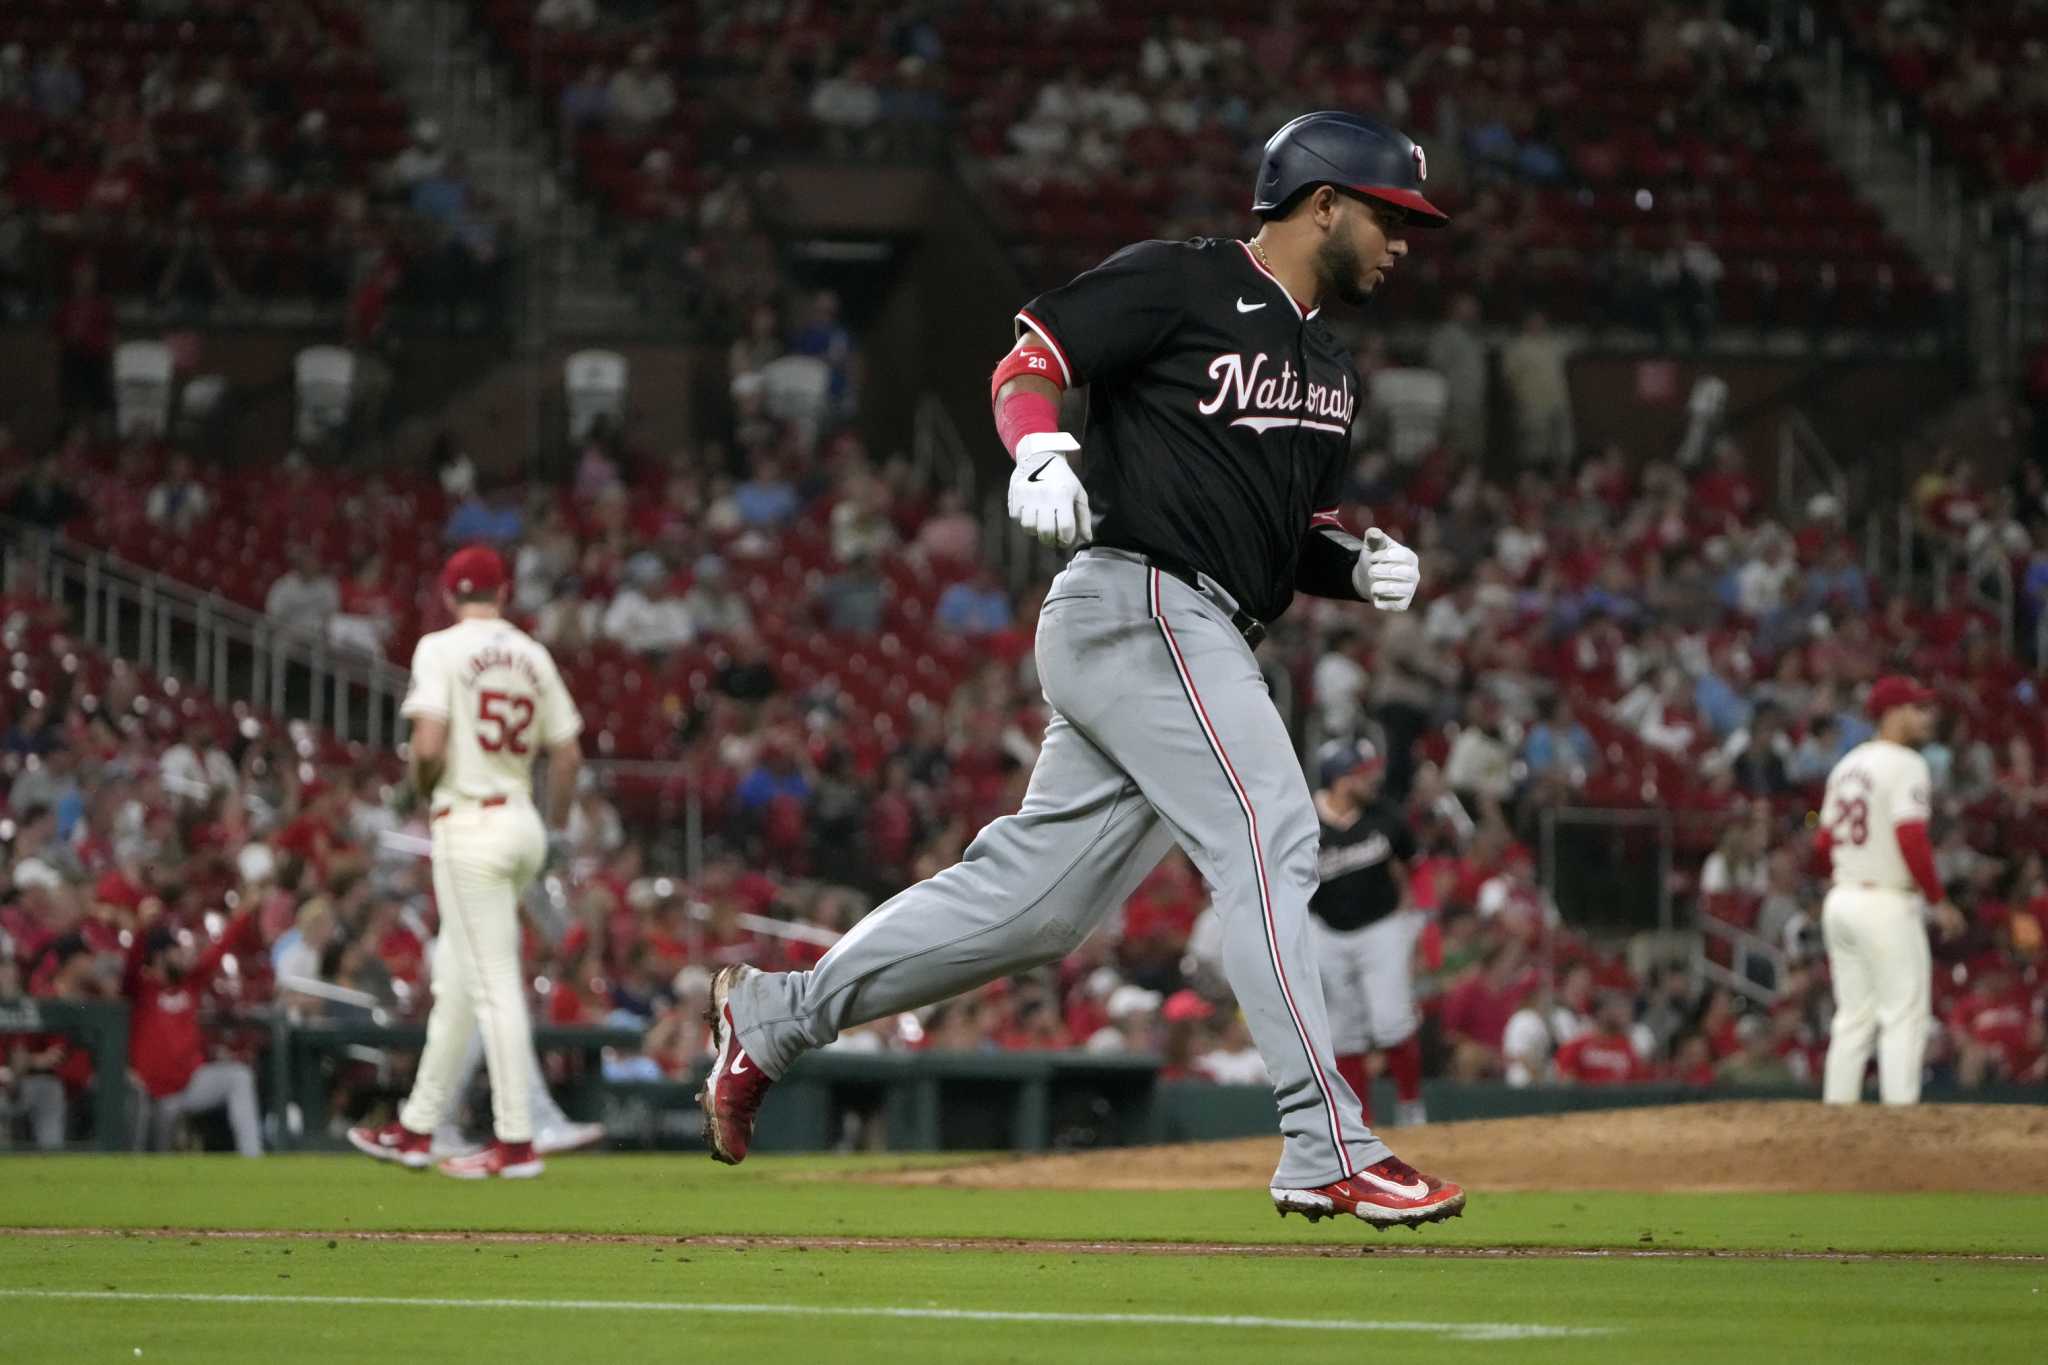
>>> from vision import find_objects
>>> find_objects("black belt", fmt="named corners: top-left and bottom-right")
top-left (1146, 555), bottom-right (1266, 650)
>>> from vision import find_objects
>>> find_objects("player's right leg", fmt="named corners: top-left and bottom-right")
top-left (432, 807), bottom-right (548, 1179)
top-left (706, 711), bottom-right (1175, 1161)
top-left (1821, 888), bottom-right (1880, 1104)
top-left (1865, 897), bottom-right (1933, 1105)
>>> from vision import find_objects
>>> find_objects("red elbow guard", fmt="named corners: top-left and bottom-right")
top-left (991, 345), bottom-right (1066, 460)
top-left (990, 345), bottom-right (1064, 403)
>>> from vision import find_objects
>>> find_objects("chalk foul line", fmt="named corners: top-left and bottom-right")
top-left (0, 1288), bottom-right (1608, 1342)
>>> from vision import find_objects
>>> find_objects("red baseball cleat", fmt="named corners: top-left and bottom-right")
top-left (347, 1121), bottom-right (432, 1170)
top-left (1272, 1154), bottom-right (1467, 1229)
top-left (437, 1140), bottom-right (543, 1180)
top-left (697, 964), bottom-right (770, 1165)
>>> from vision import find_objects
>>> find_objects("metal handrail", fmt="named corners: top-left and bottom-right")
top-left (2, 521), bottom-right (409, 746)
top-left (1967, 545), bottom-right (2016, 655)
top-left (912, 392), bottom-right (976, 506)
top-left (1775, 410), bottom-right (1847, 523)
top-left (1695, 909), bottom-right (1786, 1010)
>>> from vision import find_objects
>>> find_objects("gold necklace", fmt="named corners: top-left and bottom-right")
top-left (1249, 237), bottom-right (1273, 270)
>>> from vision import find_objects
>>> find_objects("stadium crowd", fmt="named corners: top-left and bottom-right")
top-left (9, 357), bottom-right (2048, 1150)
top-left (5, 0), bottom-right (2047, 1152)
top-left (0, 0), bottom-right (517, 378)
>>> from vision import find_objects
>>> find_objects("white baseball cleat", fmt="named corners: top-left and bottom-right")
top-left (534, 1120), bottom-right (607, 1155)
top-left (431, 1126), bottom-right (485, 1160)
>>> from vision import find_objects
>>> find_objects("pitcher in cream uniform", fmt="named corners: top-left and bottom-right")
top-left (1814, 675), bottom-right (1964, 1106)
top-left (349, 546), bottom-right (584, 1177)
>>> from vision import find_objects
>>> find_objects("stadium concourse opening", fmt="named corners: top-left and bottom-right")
top-left (866, 1102), bottom-right (2048, 1195)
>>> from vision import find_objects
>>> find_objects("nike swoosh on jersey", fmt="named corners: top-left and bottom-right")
top-left (1026, 460), bottom-right (1055, 483)
top-left (1235, 298), bottom-right (1267, 313)
top-left (1352, 1169), bottom-right (1430, 1199)
top-left (729, 1053), bottom-right (750, 1075)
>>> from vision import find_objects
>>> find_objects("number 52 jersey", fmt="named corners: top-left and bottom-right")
top-left (1820, 738), bottom-right (1933, 895)
top-left (402, 618), bottom-right (583, 804)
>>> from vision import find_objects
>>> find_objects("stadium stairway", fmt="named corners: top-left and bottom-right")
top-left (360, 0), bottom-right (643, 337)
top-left (1764, 7), bottom-right (2002, 386)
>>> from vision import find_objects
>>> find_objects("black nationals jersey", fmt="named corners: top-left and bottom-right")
top-left (1310, 800), bottom-right (1416, 932)
top-left (1016, 237), bottom-right (1357, 623)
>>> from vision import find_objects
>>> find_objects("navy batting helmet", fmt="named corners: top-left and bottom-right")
top-left (1252, 111), bottom-right (1449, 226)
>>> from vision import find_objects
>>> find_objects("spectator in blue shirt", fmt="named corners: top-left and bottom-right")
top-left (736, 743), bottom-right (812, 813)
top-left (410, 157), bottom-right (471, 227)
top-left (734, 456), bottom-right (800, 528)
top-left (31, 46), bottom-right (83, 121)
top-left (789, 291), bottom-right (853, 404)
top-left (1694, 664), bottom-right (1751, 738)
top-left (1802, 540), bottom-right (1870, 615)
top-left (1522, 697), bottom-right (1597, 780)
top-left (560, 63), bottom-right (613, 133)
top-left (935, 571), bottom-right (1013, 637)
top-left (444, 485), bottom-right (524, 544)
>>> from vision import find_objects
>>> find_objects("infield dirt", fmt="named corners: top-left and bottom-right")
top-left (866, 1101), bottom-right (2048, 1194)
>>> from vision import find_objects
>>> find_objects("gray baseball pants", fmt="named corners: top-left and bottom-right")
top-left (153, 1060), bottom-right (263, 1156)
top-left (732, 548), bottom-right (1388, 1187)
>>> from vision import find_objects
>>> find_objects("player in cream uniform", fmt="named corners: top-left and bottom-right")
top-left (1814, 676), bottom-right (1965, 1106)
top-left (348, 546), bottom-right (584, 1177)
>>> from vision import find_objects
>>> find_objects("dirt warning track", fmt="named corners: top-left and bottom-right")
top-left (863, 1102), bottom-right (2048, 1195)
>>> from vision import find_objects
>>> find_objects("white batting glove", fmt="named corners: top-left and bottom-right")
top-left (1353, 527), bottom-right (1420, 611)
top-left (1007, 432), bottom-right (1092, 549)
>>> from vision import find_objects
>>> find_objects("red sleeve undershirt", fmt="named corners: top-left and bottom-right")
top-left (1895, 821), bottom-right (1944, 903)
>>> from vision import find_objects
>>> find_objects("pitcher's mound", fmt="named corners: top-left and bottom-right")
top-left (870, 1102), bottom-right (2048, 1194)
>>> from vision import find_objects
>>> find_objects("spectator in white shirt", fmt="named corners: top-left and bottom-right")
top-left (830, 470), bottom-right (897, 564)
top-left (146, 453), bottom-right (210, 534)
top-left (567, 784), bottom-right (625, 859)
top-left (1735, 529), bottom-right (1797, 619)
top-left (387, 120), bottom-right (446, 193)
top-left (534, 0), bottom-right (597, 30)
top-left (159, 722), bottom-right (237, 808)
top-left (809, 65), bottom-right (882, 140)
top-left (1444, 697), bottom-right (1516, 808)
top-left (1194, 1011), bottom-right (1270, 1086)
top-left (682, 554), bottom-right (753, 638)
top-left (264, 548), bottom-right (340, 635)
top-left (1312, 628), bottom-right (1369, 739)
top-left (609, 44), bottom-right (676, 132)
top-left (602, 565), bottom-right (695, 653)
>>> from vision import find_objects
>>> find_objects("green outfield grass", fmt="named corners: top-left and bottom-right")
top-left (2, 1155), bottom-right (2044, 1363)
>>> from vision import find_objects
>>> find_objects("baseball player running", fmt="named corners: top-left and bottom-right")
top-left (1813, 675), bottom-right (1966, 1105)
top-left (1309, 739), bottom-right (1428, 1128)
top-left (348, 546), bottom-right (584, 1177)
top-left (701, 111), bottom-right (1465, 1228)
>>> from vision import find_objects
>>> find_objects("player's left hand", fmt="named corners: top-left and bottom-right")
top-left (385, 779), bottom-right (422, 821)
top-left (1007, 433), bottom-right (1093, 548)
top-left (544, 829), bottom-right (574, 875)
top-left (1932, 898), bottom-right (1967, 942)
top-left (1354, 528), bottom-right (1420, 611)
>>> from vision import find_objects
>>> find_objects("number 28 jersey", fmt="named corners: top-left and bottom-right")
top-left (1820, 738), bottom-right (1933, 895)
top-left (402, 617), bottom-right (582, 804)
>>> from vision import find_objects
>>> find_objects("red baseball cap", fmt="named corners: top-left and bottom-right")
top-left (1865, 674), bottom-right (1935, 720)
top-left (440, 545), bottom-right (506, 597)
top-left (93, 870), bottom-right (142, 910)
